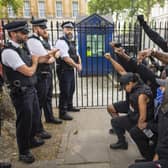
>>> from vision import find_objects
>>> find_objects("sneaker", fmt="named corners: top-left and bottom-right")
top-left (110, 141), bottom-right (128, 150)
top-left (19, 151), bottom-right (35, 164)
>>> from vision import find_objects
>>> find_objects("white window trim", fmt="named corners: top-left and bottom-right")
top-left (8, 5), bottom-right (16, 18)
top-left (72, 1), bottom-right (79, 18)
top-left (38, 1), bottom-right (46, 18)
top-left (23, 1), bottom-right (31, 18)
top-left (55, 1), bottom-right (63, 18)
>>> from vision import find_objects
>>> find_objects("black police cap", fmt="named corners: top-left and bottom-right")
top-left (31, 19), bottom-right (47, 29)
top-left (61, 21), bottom-right (75, 28)
top-left (3, 20), bottom-right (29, 34)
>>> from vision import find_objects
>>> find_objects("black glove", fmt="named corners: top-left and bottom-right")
top-left (137, 15), bottom-right (145, 26)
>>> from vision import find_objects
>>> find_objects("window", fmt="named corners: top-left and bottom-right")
top-left (24, 1), bottom-right (30, 17)
top-left (56, 1), bottom-right (62, 17)
top-left (38, 1), bottom-right (45, 17)
top-left (72, 1), bottom-right (78, 17)
top-left (8, 5), bottom-right (15, 18)
top-left (86, 35), bottom-right (105, 57)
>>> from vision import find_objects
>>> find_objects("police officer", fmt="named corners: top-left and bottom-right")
top-left (55, 21), bottom-right (82, 120)
top-left (128, 78), bottom-right (168, 168)
top-left (35, 25), bottom-right (62, 124)
top-left (1, 20), bottom-right (44, 163)
top-left (27, 19), bottom-right (59, 139)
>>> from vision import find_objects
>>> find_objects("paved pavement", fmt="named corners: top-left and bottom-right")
top-left (12, 108), bottom-right (141, 168)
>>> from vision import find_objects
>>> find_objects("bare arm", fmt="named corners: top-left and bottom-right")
top-left (153, 50), bottom-right (168, 64)
top-left (153, 153), bottom-right (159, 161)
top-left (138, 48), bottom-right (168, 64)
top-left (104, 53), bottom-right (127, 75)
top-left (109, 42), bottom-right (131, 62)
top-left (137, 94), bottom-right (149, 129)
top-left (16, 55), bottom-right (38, 77)
top-left (63, 57), bottom-right (78, 69)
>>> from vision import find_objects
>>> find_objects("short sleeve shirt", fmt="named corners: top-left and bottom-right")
top-left (27, 33), bottom-right (48, 56)
top-left (55, 39), bottom-right (69, 59)
top-left (1, 40), bottom-right (25, 70)
top-left (54, 39), bottom-right (80, 59)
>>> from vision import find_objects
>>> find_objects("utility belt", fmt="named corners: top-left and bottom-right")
top-left (38, 71), bottom-right (51, 78)
top-left (10, 80), bottom-right (34, 95)
top-left (56, 64), bottom-right (74, 72)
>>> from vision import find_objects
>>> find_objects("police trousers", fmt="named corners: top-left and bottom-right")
top-left (10, 86), bottom-right (41, 154)
top-left (36, 72), bottom-right (53, 133)
top-left (57, 69), bottom-right (75, 115)
top-left (128, 159), bottom-right (168, 168)
top-left (36, 72), bottom-right (54, 124)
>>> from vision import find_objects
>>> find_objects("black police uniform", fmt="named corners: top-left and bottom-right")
top-left (37, 37), bottom-right (61, 123)
top-left (56, 35), bottom-right (79, 118)
top-left (28, 19), bottom-right (53, 138)
top-left (29, 34), bottom-right (52, 120)
top-left (137, 15), bottom-right (168, 52)
top-left (2, 41), bottom-right (41, 156)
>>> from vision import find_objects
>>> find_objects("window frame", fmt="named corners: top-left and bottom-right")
top-left (23, 1), bottom-right (31, 18)
top-left (38, 0), bottom-right (46, 18)
top-left (56, 1), bottom-right (63, 17)
top-left (72, 1), bottom-right (79, 18)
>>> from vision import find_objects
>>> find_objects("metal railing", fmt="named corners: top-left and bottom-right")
top-left (1, 19), bottom-right (168, 108)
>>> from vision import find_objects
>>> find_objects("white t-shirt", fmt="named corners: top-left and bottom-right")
top-left (27, 33), bottom-right (48, 56)
top-left (1, 40), bottom-right (25, 70)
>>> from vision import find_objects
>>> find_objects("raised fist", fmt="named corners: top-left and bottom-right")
top-left (137, 15), bottom-right (144, 25)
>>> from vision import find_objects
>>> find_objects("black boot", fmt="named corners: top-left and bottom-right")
top-left (0, 162), bottom-right (11, 168)
top-left (19, 151), bottom-right (35, 164)
top-left (110, 140), bottom-right (128, 150)
top-left (46, 117), bottom-right (63, 124)
top-left (67, 107), bottom-right (80, 112)
top-left (60, 113), bottom-right (73, 120)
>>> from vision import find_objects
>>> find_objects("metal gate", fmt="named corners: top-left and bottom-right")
top-left (1, 19), bottom-right (168, 108)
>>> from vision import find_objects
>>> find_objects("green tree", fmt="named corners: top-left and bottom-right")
top-left (0, 0), bottom-right (23, 18)
top-left (136, 0), bottom-right (165, 21)
top-left (88, 0), bottom-right (165, 21)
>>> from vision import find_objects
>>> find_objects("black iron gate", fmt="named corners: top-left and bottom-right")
top-left (1, 19), bottom-right (168, 108)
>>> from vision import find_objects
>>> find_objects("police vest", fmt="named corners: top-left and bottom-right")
top-left (2, 42), bottom-right (37, 87)
top-left (29, 35), bottom-right (51, 73)
top-left (128, 83), bottom-right (154, 122)
top-left (57, 36), bottom-right (78, 70)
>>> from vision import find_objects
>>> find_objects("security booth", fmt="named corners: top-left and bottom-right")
top-left (76, 14), bottom-right (114, 76)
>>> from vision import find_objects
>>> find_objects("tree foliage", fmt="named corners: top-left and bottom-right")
top-left (0, 0), bottom-right (23, 18)
top-left (88, 0), bottom-right (165, 20)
